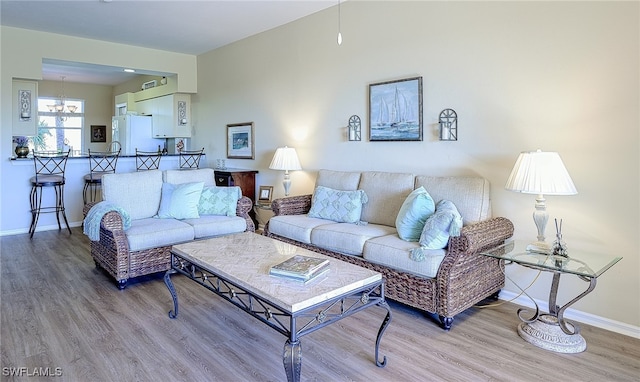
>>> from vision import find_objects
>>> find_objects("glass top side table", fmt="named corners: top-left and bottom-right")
top-left (481, 241), bottom-right (622, 353)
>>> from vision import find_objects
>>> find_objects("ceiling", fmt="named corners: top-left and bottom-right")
top-left (1, 0), bottom-right (338, 85)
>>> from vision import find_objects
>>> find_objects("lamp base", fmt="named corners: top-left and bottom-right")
top-left (526, 241), bottom-right (551, 254)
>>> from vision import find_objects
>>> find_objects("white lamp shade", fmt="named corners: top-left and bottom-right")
top-left (505, 150), bottom-right (577, 195)
top-left (269, 146), bottom-right (302, 171)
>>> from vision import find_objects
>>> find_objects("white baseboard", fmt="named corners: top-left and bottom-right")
top-left (498, 290), bottom-right (640, 339)
top-left (0, 221), bottom-right (83, 237)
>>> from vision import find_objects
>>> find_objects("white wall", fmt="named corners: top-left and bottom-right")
top-left (193, 1), bottom-right (639, 329)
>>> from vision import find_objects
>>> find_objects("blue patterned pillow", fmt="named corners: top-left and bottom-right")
top-left (198, 186), bottom-right (241, 216)
top-left (156, 182), bottom-right (204, 219)
top-left (410, 200), bottom-right (463, 260)
top-left (308, 185), bottom-right (368, 224)
top-left (396, 186), bottom-right (436, 242)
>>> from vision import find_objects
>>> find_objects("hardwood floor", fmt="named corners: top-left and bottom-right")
top-left (1, 228), bottom-right (639, 381)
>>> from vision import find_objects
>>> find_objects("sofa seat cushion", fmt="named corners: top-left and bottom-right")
top-left (363, 235), bottom-right (446, 278)
top-left (126, 218), bottom-right (194, 252)
top-left (310, 223), bottom-right (397, 256)
top-left (268, 215), bottom-right (334, 244)
top-left (183, 215), bottom-right (247, 239)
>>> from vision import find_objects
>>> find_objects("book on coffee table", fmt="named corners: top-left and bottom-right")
top-left (270, 255), bottom-right (330, 282)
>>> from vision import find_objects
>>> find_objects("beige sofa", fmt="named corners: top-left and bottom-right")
top-left (264, 169), bottom-right (513, 330)
top-left (84, 168), bottom-right (254, 289)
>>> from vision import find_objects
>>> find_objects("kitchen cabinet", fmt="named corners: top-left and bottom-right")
top-left (136, 93), bottom-right (191, 138)
top-left (12, 79), bottom-right (38, 136)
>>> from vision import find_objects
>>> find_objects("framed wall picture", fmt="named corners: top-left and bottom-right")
top-left (258, 185), bottom-right (274, 204)
top-left (368, 76), bottom-right (423, 141)
top-left (227, 122), bottom-right (255, 159)
top-left (91, 125), bottom-right (107, 143)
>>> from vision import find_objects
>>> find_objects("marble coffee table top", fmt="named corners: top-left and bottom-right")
top-left (171, 232), bottom-right (382, 313)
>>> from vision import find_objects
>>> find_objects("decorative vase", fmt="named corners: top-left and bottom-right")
top-left (15, 146), bottom-right (29, 158)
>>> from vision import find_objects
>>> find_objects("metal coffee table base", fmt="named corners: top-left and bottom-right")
top-left (164, 254), bottom-right (392, 382)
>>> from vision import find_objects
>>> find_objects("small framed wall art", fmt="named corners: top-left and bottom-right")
top-left (368, 76), bottom-right (423, 141)
top-left (227, 122), bottom-right (255, 159)
top-left (91, 125), bottom-right (107, 143)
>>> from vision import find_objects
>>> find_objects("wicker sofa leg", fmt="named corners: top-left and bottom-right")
top-left (117, 279), bottom-right (127, 290)
top-left (439, 316), bottom-right (454, 331)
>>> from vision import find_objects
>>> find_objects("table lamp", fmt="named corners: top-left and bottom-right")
top-left (269, 146), bottom-right (302, 196)
top-left (505, 149), bottom-right (577, 253)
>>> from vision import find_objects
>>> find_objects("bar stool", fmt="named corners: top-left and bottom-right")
top-left (179, 148), bottom-right (204, 169)
top-left (29, 151), bottom-right (71, 238)
top-left (83, 148), bottom-right (120, 204)
top-left (136, 149), bottom-right (161, 171)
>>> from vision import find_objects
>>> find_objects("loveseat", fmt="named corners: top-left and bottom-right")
top-left (83, 168), bottom-right (254, 289)
top-left (264, 170), bottom-right (514, 330)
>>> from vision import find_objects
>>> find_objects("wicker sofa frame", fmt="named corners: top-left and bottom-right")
top-left (263, 194), bottom-right (514, 330)
top-left (83, 197), bottom-right (255, 289)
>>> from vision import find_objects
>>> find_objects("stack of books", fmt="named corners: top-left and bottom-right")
top-left (269, 254), bottom-right (330, 282)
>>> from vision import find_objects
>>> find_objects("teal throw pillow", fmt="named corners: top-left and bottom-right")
top-left (198, 186), bottom-right (241, 217)
top-left (396, 186), bottom-right (436, 242)
top-left (156, 182), bottom-right (204, 220)
top-left (417, 200), bottom-right (463, 250)
top-left (308, 185), bottom-right (368, 224)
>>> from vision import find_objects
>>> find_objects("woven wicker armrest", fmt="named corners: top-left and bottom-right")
top-left (435, 217), bottom-right (514, 318)
top-left (271, 194), bottom-right (313, 216)
top-left (236, 196), bottom-right (255, 232)
top-left (449, 217), bottom-right (514, 256)
top-left (100, 210), bottom-right (127, 232)
top-left (83, 202), bottom-right (98, 218)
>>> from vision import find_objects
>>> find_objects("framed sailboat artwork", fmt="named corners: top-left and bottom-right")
top-left (368, 76), bottom-right (423, 141)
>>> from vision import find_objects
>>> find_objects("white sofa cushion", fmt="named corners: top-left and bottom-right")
top-left (183, 215), bottom-right (247, 239)
top-left (358, 171), bottom-right (415, 227)
top-left (316, 169), bottom-right (361, 190)
top-left (310, 223), bottom-right (397, 256)
top-left (268, 215), bottom-right (334, 244)
top-left (363, 235), bottom-right (446, 278)
top-left (414, 176), bottom-right (490, 225)
top-left (164, 168), bottom-right (215, 186)
top-left (102, 170), bottom-right (163, 220)
top-left (125, 217), bottom-right (194, 251)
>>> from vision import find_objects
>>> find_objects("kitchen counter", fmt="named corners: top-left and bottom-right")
top-left (9, 152), bottom-right (187, 160)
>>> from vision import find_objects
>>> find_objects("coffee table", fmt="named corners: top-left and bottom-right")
top-left (164, 232), bottom-right (392, 381)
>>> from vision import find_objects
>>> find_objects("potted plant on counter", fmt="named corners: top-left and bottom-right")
top-left (13, 136), bottom-right (30, 158)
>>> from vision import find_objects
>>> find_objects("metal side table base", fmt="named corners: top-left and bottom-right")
top-left (517, 314), bottom-right (586, 353)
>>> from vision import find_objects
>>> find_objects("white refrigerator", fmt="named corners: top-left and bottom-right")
top-left (111, 115), bottom-right (164, 155)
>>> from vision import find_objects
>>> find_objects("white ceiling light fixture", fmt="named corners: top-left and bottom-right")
top-left (47, 76), bottom-right (77, 117)
top-left (337, 0), bottom-right (343, 46)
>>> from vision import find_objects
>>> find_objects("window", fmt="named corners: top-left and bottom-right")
top-left (36, 97), bottom-right (84, 153)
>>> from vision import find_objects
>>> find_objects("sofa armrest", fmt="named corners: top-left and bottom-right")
top-left (271, 194), bottom-right (313, 216)
top-left (83, 202), bottom-right (97, 218)
top-left (435, 217), bottom-right (514, 317)
top-left (236, 196), bottom-right (256, 232)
